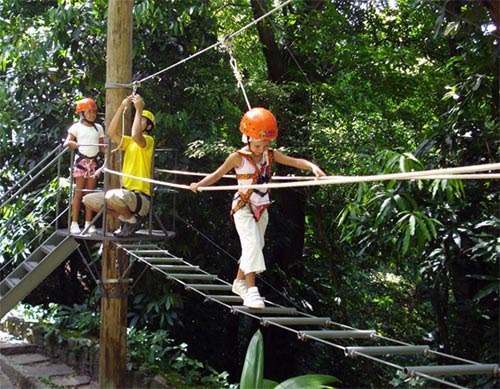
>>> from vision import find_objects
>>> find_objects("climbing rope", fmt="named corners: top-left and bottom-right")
top-left (110, 81), bottom-right (139, 154)
top-left (220, 36), bottom-right (252, 110)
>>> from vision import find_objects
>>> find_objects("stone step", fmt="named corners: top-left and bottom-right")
top-left (0, 338), bottom-right (96, 388)
top-left (0, 365), bottom-right (14, 389)
top-left (0, 342), bottom-right (39, 356)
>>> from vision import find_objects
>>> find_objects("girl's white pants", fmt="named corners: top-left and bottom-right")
top-left (232, 204), bottom-right (268, 275)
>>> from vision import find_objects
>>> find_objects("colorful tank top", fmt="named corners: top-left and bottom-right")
top-left (231, 149), bottom-right (273, 221)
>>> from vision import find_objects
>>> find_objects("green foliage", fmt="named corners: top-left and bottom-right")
top-left (128, 283), bottom-right (183, 330)
top-left (337, 151), bottom-right (454, 263)
top-left (1, 0), bottom-right (498, 387)
top-left (239, 330), bottom-right (339, 389)
top-left (127, 327), bottom-right (230, 388)
top-left (43, 291), bottom-right (101, 336)
top-left (240, 329), bottom-right (265, 389)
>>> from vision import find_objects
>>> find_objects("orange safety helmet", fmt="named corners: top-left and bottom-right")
top-left (239, 107), bottom-right (278, 140)
top-left (75, 98), bottom-right (98, 113)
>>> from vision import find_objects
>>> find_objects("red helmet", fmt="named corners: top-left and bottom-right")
top-left (75, 98), bottom-right (98, 113)
top-left (239, 107), bottom-right (278, 140)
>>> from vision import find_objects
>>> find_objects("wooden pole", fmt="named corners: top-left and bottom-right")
top-left (100, 1), bottom-right (133, 388)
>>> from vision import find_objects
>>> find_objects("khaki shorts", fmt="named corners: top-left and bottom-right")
top-left (83, 189), bottom-right (150, 216)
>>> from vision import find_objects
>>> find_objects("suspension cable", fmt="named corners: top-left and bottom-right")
top-left (132, 0), bottom-right (295, 89)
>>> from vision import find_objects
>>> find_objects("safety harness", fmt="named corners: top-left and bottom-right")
top-left (231, 149), bottom-right (273, 221)
top-left (130, 191), bottom-right (150, 215)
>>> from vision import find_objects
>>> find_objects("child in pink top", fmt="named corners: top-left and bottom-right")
top-left (190, 108), bottom-right (325, 309)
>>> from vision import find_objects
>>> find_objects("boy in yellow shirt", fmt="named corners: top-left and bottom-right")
top-left (83, 94), bottom-right (155, 237)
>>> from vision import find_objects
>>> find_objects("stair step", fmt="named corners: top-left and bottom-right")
top-left (119, 244), bottom-right (159, 249)
top-left (162, 273), bottom-right (218, 280)
top-left (404, 363), bottom-right (500, 377)
top-left (23, 261), bottom-right (38, 272)
top-left (1, 234), bottom-right (79, 319)
top-left (156, 265), bottom-right (199, 272)
top-left (299, 330), bottom-right (376, 340)
top-left (5, 278), bottom-right (21, 289)
top-left (142, 257), bottom-right (183, 263)
top-left (232, 306), bottom-right (297, 315)
top-left (186, 284), bottom-right (232, 291)
top-left (40, 244), bottom-right (56, 254)
top-left (205, 295), bottom-right (243, 303)
top-left (129, 250), bottom-right (175, 255)
top-left (261, 317), bottom-right (331, 326)
top-left (206, 294), bottom-right (243, 303)
top-left (346, 346), bottom-right (429, 357)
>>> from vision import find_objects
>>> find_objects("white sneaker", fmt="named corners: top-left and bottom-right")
top-left (232, 279), bottom-right (248, 298)
top-left (70, 223), bottom-right (81, 234)
top-left (243, 287), bottom-right (265, 309)
top-left (84, 223), bottom-right (97, 234)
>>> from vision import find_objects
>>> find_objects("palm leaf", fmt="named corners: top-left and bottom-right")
top-left (275, 374), bottom-right (339, 389)
top-left (240, 330), bottom-right (265, 389)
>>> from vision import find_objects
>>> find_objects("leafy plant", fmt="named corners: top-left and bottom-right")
top-left (239, 330), bottom-right (339, 389)
top-left (127, 327), bottom-right (230, 388)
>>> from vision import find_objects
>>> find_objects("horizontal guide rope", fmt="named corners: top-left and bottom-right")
top-left (155, 168), bottom-right (324, 180)
top-left (156, 168), bottom-right (500, 181)
top-left (104, 162), bottom-right (500, 192)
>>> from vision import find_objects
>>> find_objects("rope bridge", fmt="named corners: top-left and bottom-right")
top-left (117, 243), bottom-right (500, 389)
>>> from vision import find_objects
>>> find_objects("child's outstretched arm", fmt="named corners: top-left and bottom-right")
top-left (273, 150), bottom-right (326, 177)
top-left (190, 152), bottom-right (241, 192)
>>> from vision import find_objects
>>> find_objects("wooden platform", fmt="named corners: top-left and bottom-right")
top-left (55, 228), bottom-right (175, 242)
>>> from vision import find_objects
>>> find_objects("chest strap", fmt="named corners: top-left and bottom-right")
top-left (230, 149), bottom-right (273, 220)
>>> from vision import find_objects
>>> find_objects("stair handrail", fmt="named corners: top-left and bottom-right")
top-left (0, 144), bottom-right (63, 204)
top-left (0, 206), bottom-right (69, 276)
top-left (1, 181), bottom-right (54, 231)
top-left (0, 145), bottom-right (69, 209)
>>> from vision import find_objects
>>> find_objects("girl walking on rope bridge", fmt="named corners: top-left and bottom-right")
top-left (63, 98), bottom-right (105, 235)
top-left (190, 108), bottom-right (326, 309)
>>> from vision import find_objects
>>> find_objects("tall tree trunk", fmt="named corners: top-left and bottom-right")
top-left (483, 0), bottom-right (499, 28)
top-left (250, 0), bottom-right (287, 83)
top-left (248, 1), bottom-right (307, 283)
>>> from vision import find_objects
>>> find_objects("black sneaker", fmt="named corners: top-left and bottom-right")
top-left (113, 221), bottom-right (141, 237)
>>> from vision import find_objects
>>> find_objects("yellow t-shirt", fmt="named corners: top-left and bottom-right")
top-left (120, 135), bottom-right (154, 196)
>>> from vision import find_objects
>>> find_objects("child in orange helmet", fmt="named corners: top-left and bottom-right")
top-left (82, 95), bottom-right (156, 237)
top-left (63, 98), bottom-right (105, 234)
top-left (190, 107), bottom-right (326, 309)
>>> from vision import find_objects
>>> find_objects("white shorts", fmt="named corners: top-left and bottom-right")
top-left (232, 204), bottom-right (268, 275)
top-left (82, 189), bottom-right (150, 216)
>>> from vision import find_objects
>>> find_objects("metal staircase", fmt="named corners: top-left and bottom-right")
top-left (0, 232), bottom-right (79, 318)
top-left (1, 145), bottom-right (76, 319)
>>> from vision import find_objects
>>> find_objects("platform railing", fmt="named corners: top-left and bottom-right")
top-left (0, 141), bottom-right (178, 279)
top-left (63, 142), bottom-right (178, 237)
